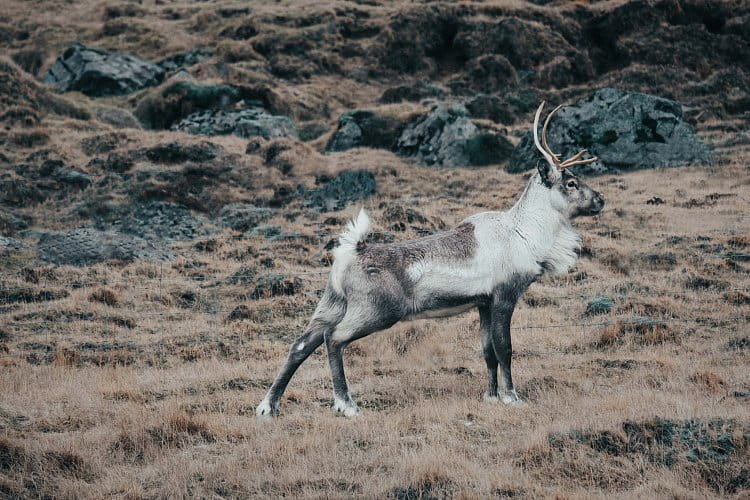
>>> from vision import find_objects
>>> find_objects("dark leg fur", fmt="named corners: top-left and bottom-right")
top-left (256, 290), bottom-right (345, 418)
top-left (482, 274), bottom-right (536, 404)
top-left (324, 309), bottom-right (401, 416)
top-left (479, 305), bottom-right (499, 400)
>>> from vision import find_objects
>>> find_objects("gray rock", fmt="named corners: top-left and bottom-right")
top-left (327, 119), bottom-right (363, 151)
top-left (507, 88), bottom-right (712, 175)
top-left (116, 201), bottom-right (210, 242)
top-left (0, 236), bottom-right (25, 252)
top-left (38, 228), bottom-right (174, 265)
top-left (218, 203), bottom-right (277, 232)
top-left (326, 109), bottom-right (409, 152)
top-left (171, 108), bottom-right (298, 140)
top-left (306, 170), bottom-right (376, 212)
top-left (43, 43), bottom-right (165, 97)
top-left (54, 168), bottom-right (91, 189)
top-left (396, 103), bottom-right (514, 167)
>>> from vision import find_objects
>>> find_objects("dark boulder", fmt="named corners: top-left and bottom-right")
top-left (115, 201), bottom-right (210, 242)
top-left (38, 228), bottom-right (174, 265)
top-left (507, 88), bottom-right (711, 175)
top-left (218, 203), bottom-right (277, 232)
top-left (171, 108), bottom-right (298, 140)
top-left (306, 170), bottom-right (376, 212)
top-left (0, 236), bottom-right (25, 252)
top-left (43, 43), bottom-right (164, 97)
top-left (54, 168), bottom-right (91, 189)
top-left (396, 103), bottom-right (513, 167)
top-left (326, 109), bottom-right (413, 152)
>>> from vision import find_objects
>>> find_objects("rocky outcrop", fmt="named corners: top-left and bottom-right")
top-left (0, 236), bottom-right (25, 252)
top-left (326, 109), bottom-right (411, 152)
top-left (218, 204), bottom-right (277, 232)
top-left (115, 201), bottom-right (210, 242)
top-left (305, 170), bottom-right (376, 212)
top-left (396, 104), bottom-right (513, 167)
top-left (508, 89), bottom-right (711, 175)
top-left (38, 228), bottom-right (174, 265)
top-left (327, 103), bottom-right (513, 167)
top-left (43, 44), bottom-right (165, 97)
top-left (171, 108), bottom-right (298, 140)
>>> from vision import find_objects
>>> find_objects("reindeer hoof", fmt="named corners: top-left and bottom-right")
top-left (255, 399), bottom-right (278, 420)
top-left (501, 390), bottom-right (526, 407)
top-left (483, 392), bottom-right (502, 403)
top-left (333, 397), bottom-right (360, 417)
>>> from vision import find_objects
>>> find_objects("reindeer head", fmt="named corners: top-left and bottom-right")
top-left (533, 102), bottom-right (605, 218)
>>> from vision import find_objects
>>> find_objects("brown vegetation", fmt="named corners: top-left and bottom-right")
top-left (0, 0), bottom-right (748, 497)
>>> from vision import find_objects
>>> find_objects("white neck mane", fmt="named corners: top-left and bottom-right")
top-left (509, 174), bottom-right (580, 275)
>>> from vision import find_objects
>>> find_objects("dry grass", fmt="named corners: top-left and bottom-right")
top-left (1, 153), bottom-right (748, 497)
top-left (1, 0), bottom-right (749, 496)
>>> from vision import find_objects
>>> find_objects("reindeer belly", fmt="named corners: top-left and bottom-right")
top-left (405, 301), bottom-right (478, 320)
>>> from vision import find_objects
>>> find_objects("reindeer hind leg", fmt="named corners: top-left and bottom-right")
top-left (256, 290), bottom-right (346, 418)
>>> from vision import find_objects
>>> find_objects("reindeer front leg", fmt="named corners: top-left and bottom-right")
top-left (490, 304), bottom-right (519, 404)
top-left (483, 278), bottom-right (534, 405)
top-left (479, 305), bottom-right (499, 401)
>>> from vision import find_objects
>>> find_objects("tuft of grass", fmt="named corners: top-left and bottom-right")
top-left (88, 288), bottom-right (120, 307)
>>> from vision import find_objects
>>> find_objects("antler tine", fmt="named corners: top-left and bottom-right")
top-left (559, 156), bottom-right (598, 169)
top-left (541, 104), bottom-right (563, 165)
top-left (533, 101), bottom-right (557, 167)
top-left (559, 149), bottom-right (587, 168)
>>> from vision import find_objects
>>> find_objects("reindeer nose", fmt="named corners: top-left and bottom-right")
top-left (593, 193), bottom-right (605, 211)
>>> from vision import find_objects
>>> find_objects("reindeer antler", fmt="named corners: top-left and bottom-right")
top-left (533, 102), bottom-right (598, 170)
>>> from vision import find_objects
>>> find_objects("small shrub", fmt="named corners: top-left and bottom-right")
top-left (88, 288), bottom-right (120, 307)
top-left (585, 296), bottom-right (612, 316)
top-left (690, 371), bottom-right (726, 393)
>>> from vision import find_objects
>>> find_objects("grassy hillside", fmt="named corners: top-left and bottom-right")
top-left (0, 0), bottom-right (748, 497)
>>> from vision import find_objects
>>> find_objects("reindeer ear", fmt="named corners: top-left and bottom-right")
top-left (537, 159), bottom-right (561, 187)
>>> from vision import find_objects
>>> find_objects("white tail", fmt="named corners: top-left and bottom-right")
top-left (336, 208), bottom-right (370, 255)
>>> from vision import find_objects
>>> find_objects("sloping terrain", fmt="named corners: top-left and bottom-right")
top-left (0, 0), bottom-right (748, 497)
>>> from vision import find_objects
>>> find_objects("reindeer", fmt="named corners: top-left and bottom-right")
top-left (256, 102), bottom-right (605, 418)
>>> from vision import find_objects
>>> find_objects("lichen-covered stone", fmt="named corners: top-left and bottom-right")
top-left (43, 43), bottom-right (164, 97)
top-left (508, 88), bottom-right (711, 175)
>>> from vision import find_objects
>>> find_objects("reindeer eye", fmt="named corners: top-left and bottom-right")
top-left (566, 180), bottom-right (578, 189)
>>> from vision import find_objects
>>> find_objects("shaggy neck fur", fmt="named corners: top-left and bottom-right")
top-left (507, 173), bottom-right (580, 275)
